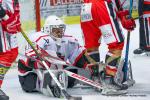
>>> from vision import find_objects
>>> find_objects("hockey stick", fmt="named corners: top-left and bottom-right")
top-left (20, 28), bottom-right (82, 100)
top-left (122, 0), bottom-right (134, 82)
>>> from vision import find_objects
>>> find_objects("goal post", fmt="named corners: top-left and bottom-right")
top-left (35, 0), bottom-right (41, 31)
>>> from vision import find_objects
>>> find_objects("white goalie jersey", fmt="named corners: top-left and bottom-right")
top-left (21, 32), bottom-right (86, 67)
top-left (24, 31), bottom-right (57, 57)
top-left (56, 35), bottom-right (86, 65)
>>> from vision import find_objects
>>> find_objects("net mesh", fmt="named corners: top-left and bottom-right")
top-left (20, 0), bottom-right (37, 32)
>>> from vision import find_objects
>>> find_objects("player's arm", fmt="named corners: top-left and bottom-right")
top-left (115, 0), bottom-right (136, 30)
top-left (0, 1), bottom-right (21, 33)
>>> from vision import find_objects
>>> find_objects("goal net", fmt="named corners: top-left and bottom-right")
top-left (20, 0), bottom-right (41, 32)
top-left (15, 0), bottom-right (41, 65)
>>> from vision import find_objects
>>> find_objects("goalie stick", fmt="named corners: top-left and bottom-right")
top-left (20, 28), bottom-right (82, 100)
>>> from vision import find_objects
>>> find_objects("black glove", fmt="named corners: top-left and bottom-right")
top-left (0, 4), bottom-right (6, 19)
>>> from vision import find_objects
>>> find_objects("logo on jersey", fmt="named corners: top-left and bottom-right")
top-left (81, 3), bottom-right (93, 22)
top-left (99, 24), bottom-right (116, 44)
top-left (43, 38), bottom-right (50, 50)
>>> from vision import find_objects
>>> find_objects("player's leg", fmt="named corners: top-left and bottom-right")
top-left (0, 48), bottom-right (18, 100)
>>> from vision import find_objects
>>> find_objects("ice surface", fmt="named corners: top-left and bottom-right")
top-left (2, 20), bottom-right (150, 100)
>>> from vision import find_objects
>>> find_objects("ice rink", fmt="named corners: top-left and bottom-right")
top-left (2, 20), bottom-right (150, 100)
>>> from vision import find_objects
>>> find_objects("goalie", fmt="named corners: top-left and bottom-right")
top-left (18, 15), bottom-right (132, 97)
top-left (18, 15), bottom-right (102, 97)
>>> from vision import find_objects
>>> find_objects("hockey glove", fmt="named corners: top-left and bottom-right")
top-left (1, 11), bottom-right (21, 34)
top-left (117, 10), bottom-right (136, 31)
top-left (1, 0), bottom-right (20, 34)
top-left (121, 16), bottom-right (135, 31)
top-left (0, 4), bottom-right (7, 19)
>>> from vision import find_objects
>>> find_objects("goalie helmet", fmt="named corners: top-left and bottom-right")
top-left (43, 15), bottom-right (66, 45)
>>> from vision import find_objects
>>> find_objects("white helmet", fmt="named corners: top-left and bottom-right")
top-left (43, 15), bottom-right (66, 44)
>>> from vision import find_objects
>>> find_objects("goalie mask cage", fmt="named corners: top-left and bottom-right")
top-left (20, 0), bottom-right (41, 32)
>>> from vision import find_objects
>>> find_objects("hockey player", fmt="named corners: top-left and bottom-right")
top-left (133, 0), bottom-right (150, 55)
top-left (18, 15), bottom-right (100, 97)
top-left (80, 0), bottom-right (136, 91)
top-left (0, 0), bottom-right (20, 100)
top-left (18, 30), bottom-right (60, 97)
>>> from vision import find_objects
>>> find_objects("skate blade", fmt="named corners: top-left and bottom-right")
top-left (134, 52), bottom-right (150, 57)
top-left (124, 79), bottom-right (135, 87)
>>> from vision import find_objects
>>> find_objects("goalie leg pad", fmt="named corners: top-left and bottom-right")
top-left (41, 71), bottom-right (57, 97)
top-left (40, 70), bottom-right (68, 98)
top-left (18, 72), bottom-right (38, 92)
top-left (66, 68), bottom-right (77, 88)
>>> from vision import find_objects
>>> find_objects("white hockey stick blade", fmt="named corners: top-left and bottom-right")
top-left (101, 88), bottom-right (127, 96)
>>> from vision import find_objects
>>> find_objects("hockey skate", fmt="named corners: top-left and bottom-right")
top-left (100, 74), bottom-right (128, 95)
top-left (87, 62), bottom-right (127, 95)
top-left (0, 89), bottom-right (9, 100)
top-left (133, 48), bottom-right (150, 56)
